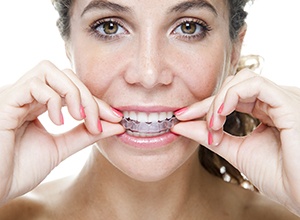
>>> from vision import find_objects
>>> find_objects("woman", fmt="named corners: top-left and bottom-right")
top-left (0, 0), bottom-right (300, 219)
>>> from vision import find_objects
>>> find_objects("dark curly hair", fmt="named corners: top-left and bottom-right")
top-left (51, 0), bottom-right (257, 188)
top-left (228, 0), bottom-right (250, 39)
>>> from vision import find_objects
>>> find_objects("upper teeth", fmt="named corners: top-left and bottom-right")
top-left (123, 111), bottom-right (174, 123)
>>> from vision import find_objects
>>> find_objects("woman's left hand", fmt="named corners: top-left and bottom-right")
top-left (172, 68), bottom-right (300, 215)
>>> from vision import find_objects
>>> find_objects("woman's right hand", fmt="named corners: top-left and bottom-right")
top-left (0, 61), bottom-right (125, 205)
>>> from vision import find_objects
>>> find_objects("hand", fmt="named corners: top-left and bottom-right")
top-left (172, 69), bottom-right (300, 214)
top-left (0, 61), bottom-right (125, 205)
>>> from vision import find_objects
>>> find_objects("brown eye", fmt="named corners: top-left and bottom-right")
top-left (172, 19), bottom-right (212, 41)
top-left (181, 22), bottom-right (197, 34)
top-left (102, 21), bottom-right (119, 34)
top-left (90, 18), bottom-right (128, 40)
top-left (92, 19), bottom-right (126, 36)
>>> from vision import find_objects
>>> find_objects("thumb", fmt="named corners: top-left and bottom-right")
top-left (54, 121), bottom-right (125, 162)
top-left (172, 120), bottom-right (209, 145)
top-left (172, 120), bottom-right (240, 166)
top-left (172, 119), bottom-right (269, 176)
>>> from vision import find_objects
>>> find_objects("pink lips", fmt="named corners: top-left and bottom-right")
top-left (116, 106), bottom-right (181, 149)
top-left (118, 132), bottom-right (179, 149)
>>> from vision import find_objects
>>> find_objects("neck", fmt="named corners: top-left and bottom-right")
top-left (70, 146), bottom-right (224, 219)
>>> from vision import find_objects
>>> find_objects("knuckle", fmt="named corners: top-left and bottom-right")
top-left (37, 60), bottom-right (54, 68)
top-left (237, 68), bottom-right (256, 77)
top-left (251, 75), bottom-right (266, 87)
top-left (48, 96), bottom-right (62, 109)
top-left (27, 77), bottom-right (47, 94)
top-left (35, 60), bottom-right (58, 78)
top-left (65, 83), bottom-right (81, 99)
top-left (28, 76), bottom-right (42, 87)
top-left (236, 68), bottom-right (262, 80)
top-left (62, 68), bottom-right (75, 75)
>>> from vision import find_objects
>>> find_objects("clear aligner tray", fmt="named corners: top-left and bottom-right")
top-left (120, 116), bottom-right (179, 133)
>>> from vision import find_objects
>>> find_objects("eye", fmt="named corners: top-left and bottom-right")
top-left (90, 19), bottom-right (128, 40)
top-left (180, 21), bottom-right (198, 34)
top-left (101, 21), bottom-right (119, 35)
top-left (173, 19), bottom-right (212, 41)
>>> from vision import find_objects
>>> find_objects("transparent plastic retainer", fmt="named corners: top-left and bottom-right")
top-left (121, 116), bottom-right (179, 133)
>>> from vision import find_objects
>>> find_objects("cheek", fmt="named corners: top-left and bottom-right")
top-left (72, 35), bottom-right (229, 104)
top-left (74, 50), bottom-right (126, 99)
top-left (75, 50), bottom-right (225, 106)
top-left (173, 49), bottom-right (226, 100)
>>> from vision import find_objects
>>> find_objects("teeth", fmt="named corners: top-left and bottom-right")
top-left (166, 112), bottom-right (173, 119)
top-left (158, 112), bottom-right (167, 122)
top-left (148, 113), bottom-right (158, 123)
top-left (121, 111), bottom-right (179, 136)
top-left (129, 111), bottom-right (137, 120)
top-left (137, 112), bottom-right (148, 123)
top-left (123, 111), bottom-right (174, 123)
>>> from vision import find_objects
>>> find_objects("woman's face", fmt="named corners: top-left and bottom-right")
top-left (68, 0), bottom-right (240, 182)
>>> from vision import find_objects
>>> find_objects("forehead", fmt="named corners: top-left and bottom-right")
top-left (72, 0), bottom-right (228, 18)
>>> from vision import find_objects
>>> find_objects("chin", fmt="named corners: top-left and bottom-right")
top-left (96, 136), bottom-right (199, 183)
top-left (118, 157), bottom-right (186, 183)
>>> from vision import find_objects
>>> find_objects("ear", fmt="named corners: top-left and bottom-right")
top-left (231, 24), bottom-right (247, 70)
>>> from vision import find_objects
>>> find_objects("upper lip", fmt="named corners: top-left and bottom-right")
top-left (115, 106), bottom-right (181, 113)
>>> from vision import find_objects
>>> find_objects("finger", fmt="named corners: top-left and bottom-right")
top-left (207, 70), bottom-right (292, 146)
top-left (15, 61), bottom-right (83, 121)
top-left (3, 77), bottom-right (63, 126)
top-left (62, 69), bottom-right (101, 134)
top-left (172, 114), bottom-right (258, 169)
top-left (171, 120), bottom-right (224, 147)
top-left (63, 69), bottom-right (123, 134)
top-left (214, 76), bottom-right (290, 132)
top-left (30, 61), bottom-right (83, 121)
top-left (207, 69), bottom-right (257, 131)
top-left (95, 98), bottom-right (123, 123)
top-left (174, 96), bottom-right (214, 121)
top-left (54, 121), bottom-right (125, 163)
top-left (172, 120), bottom-right (209, 145)
top-left (28, 78), bottom-right (63, 125)
top-left (220, 77), bottom-right (286, 117)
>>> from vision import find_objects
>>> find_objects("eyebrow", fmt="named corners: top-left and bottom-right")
top-left (81, 0), bottom-right (131, 17)
top-left (168, 0), bottom-right (218, 16)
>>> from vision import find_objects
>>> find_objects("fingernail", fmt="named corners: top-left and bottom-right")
top-left (209, 114), bottom-right (214, 128)
top-left (111, 107), bottom-right (123, 118)
top-left (80, 105), bottom-right (86, 119)
top-left (217, 103), bottom-right (224, 114)
top-left (60, 112), bottom-right (64, 125)
top-left (98, 119), bottom-right (103, 132)
top-left (174, 107), bottom-right (188, 116)
top-left (208, 131), bottom-right (213, 145)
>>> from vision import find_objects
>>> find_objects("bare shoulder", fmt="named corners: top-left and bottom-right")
top-left (247, 194), bottom-right (299, 219)
top-left (235, 185), bottom-right (300, 219)
top-left (0, 176), bottom-right (73, 220)
top-left (0, 194), bottom-right (46, 220)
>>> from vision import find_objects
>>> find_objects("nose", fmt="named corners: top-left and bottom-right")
top-left (124, 31), bottom-right (173, 89)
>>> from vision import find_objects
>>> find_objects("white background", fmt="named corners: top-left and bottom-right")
top-left (0, 1), bottom-right (299, 182)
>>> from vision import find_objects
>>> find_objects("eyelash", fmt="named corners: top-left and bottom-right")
top-left (172, 18), bottom-right (212, 41)
top-left (89, 18), bottom-right (212, 42)
top-left (89, 18), bottom-right (128, 41)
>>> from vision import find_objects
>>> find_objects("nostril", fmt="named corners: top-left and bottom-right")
top-left (123, 52), bottom-right (174, 89)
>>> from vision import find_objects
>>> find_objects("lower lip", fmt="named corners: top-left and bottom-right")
top-left (117, 131), bottom-right (179, 149)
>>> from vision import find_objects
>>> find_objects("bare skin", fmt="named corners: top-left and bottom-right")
top-left (0, 147), bottom-right (298, 219)
top-left (0, 0), bottom-right (300, 219)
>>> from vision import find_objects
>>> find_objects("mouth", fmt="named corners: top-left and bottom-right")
top-left (120, 111), bottom-right (179, 137)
